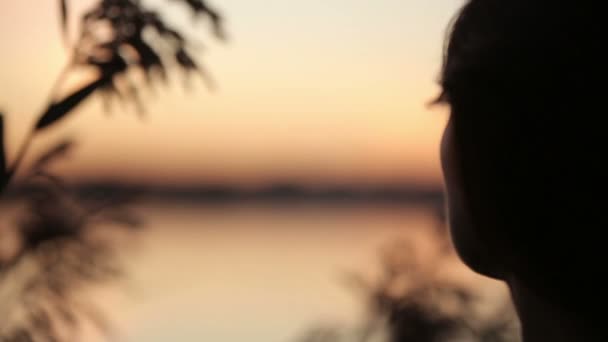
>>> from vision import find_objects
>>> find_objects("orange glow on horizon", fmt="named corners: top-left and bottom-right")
top-left (0, 0), bottom-right (460, 188)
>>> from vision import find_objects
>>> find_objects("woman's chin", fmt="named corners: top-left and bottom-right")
top-left (448, 216), bottom-right (506, 280)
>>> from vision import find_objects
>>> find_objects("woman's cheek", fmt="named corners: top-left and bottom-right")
top-left (440, 117), bottom-right (504, 279)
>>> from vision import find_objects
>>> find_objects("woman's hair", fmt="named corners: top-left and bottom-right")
top-left (437, 0), bottom-right (605, 315)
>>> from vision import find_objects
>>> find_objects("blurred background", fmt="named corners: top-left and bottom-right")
top-left (0, 1), bottom-right (516, 341)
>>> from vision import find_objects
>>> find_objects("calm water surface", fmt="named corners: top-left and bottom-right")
top-left (3, 201), bottom-right (508, 342)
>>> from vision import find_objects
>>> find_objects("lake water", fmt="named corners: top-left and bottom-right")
top-left (2, 200), bottom-right (511, 342)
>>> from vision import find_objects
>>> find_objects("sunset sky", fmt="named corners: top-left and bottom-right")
top-left (1, 3), bottom-right (481, 341)
top-left (0, 0), bottom-right (461, 188)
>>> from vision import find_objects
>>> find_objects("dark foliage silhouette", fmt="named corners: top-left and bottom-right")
top-left (1, 0), bottom-right (224, 340)
top-left (296, 228), bottom-right (519, 342)
top-left (1, 0), bottom-right (224, 192)
top-left (0, 181), bottom-right (141, 341)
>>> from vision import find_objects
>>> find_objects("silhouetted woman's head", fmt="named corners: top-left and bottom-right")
top-left (438, 0), bottom-right (605, 318)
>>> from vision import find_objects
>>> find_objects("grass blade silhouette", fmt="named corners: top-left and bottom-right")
top-left (36, 78), bottom-right (106, 131)
top-left (59, 0), bottom-right (69, 43)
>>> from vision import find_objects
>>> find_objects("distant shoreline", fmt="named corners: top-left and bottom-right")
top-left (2, 182), bottom-right (445, 206)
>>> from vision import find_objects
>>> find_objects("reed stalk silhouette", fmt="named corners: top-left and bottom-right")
top-left (296, 231), bottom-right (520, 342)
top-left (0, 1), bottom-right (224, 340)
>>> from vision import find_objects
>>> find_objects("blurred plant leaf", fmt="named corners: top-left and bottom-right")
top-left (299, 237), bottom-right (520, 342)
top-left (176, 0), bottom-right (225, 39)
top-left (62, 0), bottom-right (225, 115)
top-left (35, 78), bottom-right (106, 131)
top-left (59, 0), bottom-right (69, 43)
top-left (0, 180), bottom-right (142, 340)
top-left (131, 40), bottom-right (167, 83)
top-left (34, 139), bottom-right (75, 171)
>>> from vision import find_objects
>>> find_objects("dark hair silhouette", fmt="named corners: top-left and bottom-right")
top-left (437, 0), bottom-right (604, 328)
